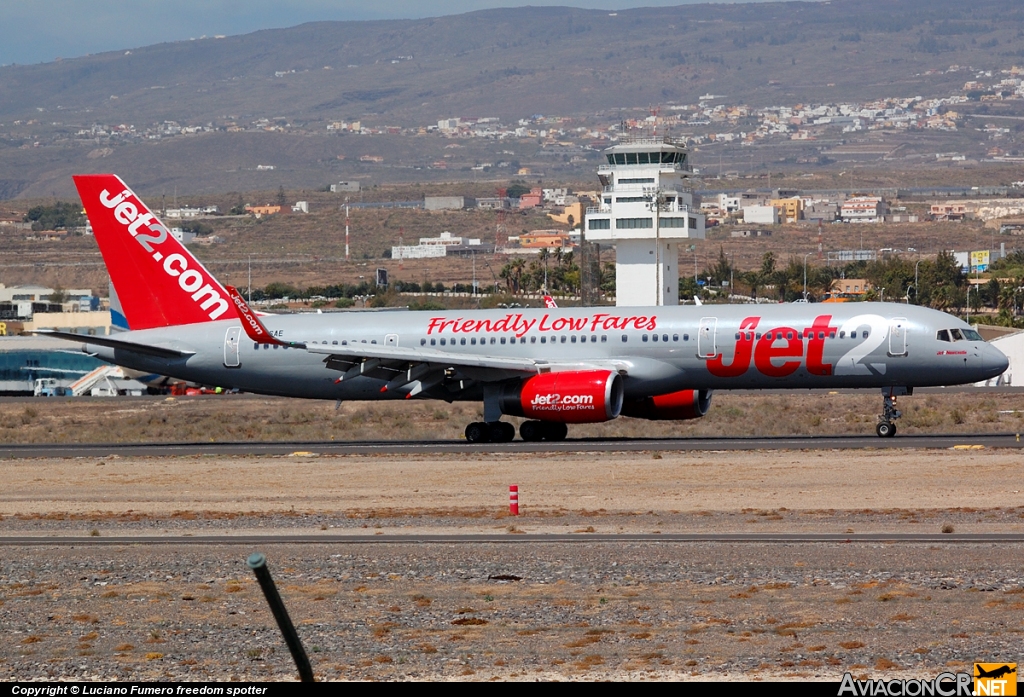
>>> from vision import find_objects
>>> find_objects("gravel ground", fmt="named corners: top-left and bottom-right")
top-left (1, 447), bottom-right (1022, 681)
top-left (2, 542), bottom-right (1022, 681)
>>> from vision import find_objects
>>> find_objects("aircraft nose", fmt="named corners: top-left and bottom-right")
top-left (982, 343), bottom-right (1009, 378)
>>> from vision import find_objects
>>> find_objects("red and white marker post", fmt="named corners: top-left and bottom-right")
top-left (509, 485), bottom-right (519, 516)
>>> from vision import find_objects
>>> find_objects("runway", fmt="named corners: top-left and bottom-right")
top-left (1, 431), bottom-right (1021, 458)
top-left (2, 532), bottom-right (1024, 546)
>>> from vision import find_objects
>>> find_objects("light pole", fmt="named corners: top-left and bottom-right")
top-left (802, 253), bottom-right (813, 300)
top-left (913, 259), bottom-right (923, 305)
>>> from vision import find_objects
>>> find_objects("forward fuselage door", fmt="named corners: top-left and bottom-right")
top-left (224, 326), bottom-right (241, 368)
top-left (697, 317), bottom-right (718, 358)
top-left (888, 317), bottom-right (908, 357)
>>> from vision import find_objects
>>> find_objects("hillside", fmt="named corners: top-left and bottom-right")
top-left (3, 1), bottom-right (1024, 198)
top-left (3, 1), bottom-right (1024, 126)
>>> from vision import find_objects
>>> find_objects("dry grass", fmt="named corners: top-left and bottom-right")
top-left (2, 390), bottom-right (1020, 445)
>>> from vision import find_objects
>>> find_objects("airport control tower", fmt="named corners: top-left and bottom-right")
top-left (585, 136), bottom-right (705, 306)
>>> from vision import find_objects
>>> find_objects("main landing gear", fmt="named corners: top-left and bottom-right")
top-left (875, 389), bottom-right (906, 438)
top-left (464, 421), bottom-right (568, 443)
top-left (465, 421), bottom-right (515, 443)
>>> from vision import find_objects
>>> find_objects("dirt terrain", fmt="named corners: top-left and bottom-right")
top-left (1, 430), bottom-right (1023, 681)
top-left (2, 390), bottom-right (1022, 444)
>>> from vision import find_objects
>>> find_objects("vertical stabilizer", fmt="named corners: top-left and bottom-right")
top-left (74, 174), bottom-right (231, 330)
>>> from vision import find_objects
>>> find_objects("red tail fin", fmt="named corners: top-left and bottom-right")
top-left (74, 174), bottom-right (231, 330)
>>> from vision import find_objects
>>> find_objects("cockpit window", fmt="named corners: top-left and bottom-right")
top-left (950, 328), bottom-right (965, 341)
top-left (936, 329), bottom-right (951, 342)
top-left (962, 329), bottom-right (983, 341)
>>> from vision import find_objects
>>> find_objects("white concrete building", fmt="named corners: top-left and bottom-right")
top-left (584, 137), bottom-right (705, 306)
top-left (742, 205), bottom-right (780, 225)
top-left (391, 245), bottom-right (446, 260)
top-left (976, 329), bottom-right (1023, 387)
top-left (841, 196), bottom-right (888, 223)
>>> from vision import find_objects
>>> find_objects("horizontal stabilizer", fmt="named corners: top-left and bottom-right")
top-left (32, 330), bottom-right (195, 359)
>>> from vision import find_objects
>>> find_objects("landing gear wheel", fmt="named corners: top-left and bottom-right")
top-left (876, 390), bottom-right (904, 438)
top-left (465, 422), bottom-right (490, 443)
top-left (520, 421), bottom-right (544, 442)
top-left (487, 421), bottom-right (515, 443)
top-left (542, 422), bottom-right (569, 441)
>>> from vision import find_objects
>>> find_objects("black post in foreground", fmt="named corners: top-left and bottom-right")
top-left (247, 552), bottom-right (315, 682)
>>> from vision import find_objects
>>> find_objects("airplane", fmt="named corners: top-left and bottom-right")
top-left (38, 174), bottom-right (1009, 443)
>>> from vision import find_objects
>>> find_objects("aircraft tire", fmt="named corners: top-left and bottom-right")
top-left (520, 421), bottom-right (544, 442)
top-left (876, 421), bottom-right (895, 438)
top-left (466, 422), bottom-right (490, 443)
top-left (488, 421), bottom-right (514, 443)
top-left (543, 422), bottom-right (569, 441)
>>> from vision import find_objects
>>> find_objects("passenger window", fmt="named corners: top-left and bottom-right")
top-left (571, 336), bottom-right (577, 343)
top-left (461, 338), bottom-right (466, 345)
top-left (622, 335), bottom-right (628, 342)
top-left (839, 331), bottom-right (845, 339)
top-left (861, 331), bottom-right (868, 339)
top-left (490, 338), bottom-right (496, 345)
top-left (531, 337), bottom-right (537, 344)
top-left (673, 334), bottom-right (679, 342)
top-left (756, 333), bottom-right (763, 340)
top-left (642, 334), bottom-right (649, 342)
top-left (829, 332), bottom-right (836, 339)
top-left (471, 337), bottom-right (477, 345)
top-left (430, 339), bottom-right (436, 346)
top-left (663, 334), bottom-right (669, 342)
top-left (273, 344), bottom-right (278, 350)
top-left (332, 340), bottom-right (338, 345)
top-left (765, 332), bottom-right (773, 341)
top-left (652, 334), bottom-right (658, 342)
top-left (560, 336), bottom-right (567, 343)
top-left (735, 333), bottom-right (741, 340)
top-left (509, 337), bottom-right (515, 344)
top-left (601, 335), bottom-right (607, 343)
top-left (541, 337), bottom-right (547, 344)
top-left (440, 338), bottom-right (446, 346)
top-left (254, 342), bottom-right (259, 350)
top-left (786, 332), bottom-right (794, 340)
top-left (850, 331), bottom-right (857, 339)
top-left (683, 334), bottom-right (689, 341)
top-left (592, 335), bottom-right (597, 342)
top-left (500, 337), bottom-right (506, 345)
top-left (420, 338), bottom-right (426, 346)
top-left (818, 332), bottom-right (825, 340)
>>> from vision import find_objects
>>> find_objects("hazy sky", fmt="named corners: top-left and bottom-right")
top-left (0, 1), bottom-right (773, 66)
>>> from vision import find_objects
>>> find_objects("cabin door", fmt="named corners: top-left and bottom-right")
top-left (697, 317), bottom-right (718, 359)
top-left (224, 326), bottom-right (241, 368)
top-left (888, 318), bottom-right (908, 357)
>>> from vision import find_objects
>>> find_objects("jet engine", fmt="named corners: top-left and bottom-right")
top-left (500, 370), bottom-right (624, 423)
top-left (621, 389), bottom-right (713, 421)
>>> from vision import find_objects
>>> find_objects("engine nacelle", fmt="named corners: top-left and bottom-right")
top-left (500, 370), bottom-right (624, 423)
top-left (621, 389), bottom-right (713, 421)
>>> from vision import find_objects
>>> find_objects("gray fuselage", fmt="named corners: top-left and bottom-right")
top-left (82, 302), bottom-right (1009, 406)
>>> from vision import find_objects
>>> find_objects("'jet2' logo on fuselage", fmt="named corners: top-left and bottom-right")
top-left (708, 315), bottom-right (837, 378)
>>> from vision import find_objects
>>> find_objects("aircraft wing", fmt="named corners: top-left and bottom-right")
top-left (225, 285), bottom-right (630, 394)
top-left (31, 330), bottom-right (195, 359)
top-left (303, 343), bottom-right (545, 373)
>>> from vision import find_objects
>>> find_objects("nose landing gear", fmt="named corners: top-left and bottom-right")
top-left (876, 388), bottom-right (907, 438)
